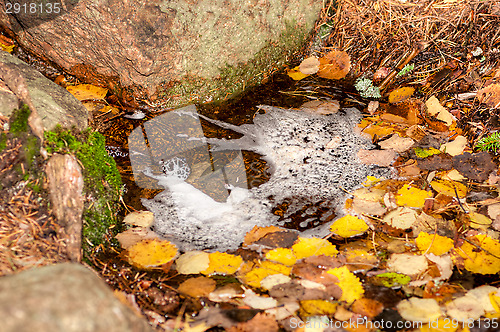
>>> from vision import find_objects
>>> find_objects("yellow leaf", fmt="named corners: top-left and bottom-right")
top-left (239, 261), bottom-right (291, 288)
top-left (176, 251), bottom-right (210, 274)
top-left (67, 84), bottom-right (108, 101)
top-left (388, 87), bottom-right (415, 104)
top-left (0, 42), bottom-right (14, 53)
top-left (292, 237), bottom-right (338, 259)
top-left (178, 276), bottom-right (216, 298)
top-left (300, 300), bottom-right (338, 316)
top-left (415, 232), bottom-right (454, 255)
top-left (287, 66), bottom-right (309, 80)
top-left (127, 239), bottom-right (178, 269)
top-left (330, 215), bottom-right (369, 237)
top-left (396, 184), bottom-right (433, 208)
top-left (327, 266), bottom-right (364, 304)
top-left (455, 234), bottom-right (500, 274)
top-left (430, 179), bottom-right (467, 198)
top-left (265, 248), bottom-right (297, 266)
top-left (469, 212), bottom-right (492, 229)
top-left (201, 252), bottom-right (243, 275)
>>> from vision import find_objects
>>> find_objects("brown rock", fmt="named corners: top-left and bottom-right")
top-left (0, 263), bottom-right (154, 332)
top-left (46, 154), bottom-right (84, 261)
top-left (0, 0), bottom-right (322, 107)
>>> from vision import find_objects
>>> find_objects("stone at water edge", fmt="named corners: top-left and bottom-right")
top-left (0, 263), bottom-right (154, 332)
top-left (0, 0), bottom-right (323, 108)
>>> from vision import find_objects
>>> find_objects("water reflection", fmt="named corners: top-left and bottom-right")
top-left (128, 104), bottom-right (251, 202)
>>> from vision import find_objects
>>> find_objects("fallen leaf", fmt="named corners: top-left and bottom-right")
top-left (292, 237), bottom-right (339, 259)
top-left (426, 96), bottom-right (454, 126)
top-left (227, 312), bottom-right (279, 332)
top-left (260, 274), bottom-right (292, 290)
top-left (397, 297), bottom-right (443, 322)
top-left (243, 226), bottom-right (284, 247)
top-left (326, 266), bottom-right (364, 304)
top-left (382, 207), bottom-right (418, 229)
top-left (176, 251), bottom-right (210, 274)
top-left (287, 66), bottom-right (309, 80)
top-left (178, 276), bottom-right (216, 298)
top-left (387, 253), bottom-right (428, 276)
top-left (202, 252), bottom-right (243, 275)
top-left (415, 232), bottom-right (454, 255)
top-left (243, 289), bottom-right (278, 310)
top-left (208, 284), bottom-right (244, 302)
top-left (379, 134), bottom-right (415, 153)
top-left (300, 99), bottom-right (340, 115)
top-left (468, 212), bottom-right (492, 229)
top-left (357, 149), bottom-right (397, 166)
top-left (417, 153), bottom-right (453, 171)
top-left (439, 135), bottom-right (467, 156)
top-left (452, 152), bottom-right (497, 182)
top-left (430, 179), bottom-right (467, 198)
top-left (477, 83), bottom-right (500, 108)
top-left (446, 295), bottom-right (484, 322)
top-left (455, 234), bottom-right (500, 274)
top-left (351, 298), bottom-right (384, 318)
top-left (414, 147), bottom-right (441, 158)
top-left (388, 87), bottom-right (415, 104)
top-left (330, 215), bottom-right (369, 237)
top-left (373, 272), bottom-right (411, 287)
top-left (67, 84), bottom-right (108, 101)
top-left (396, 184), bottom-right (433, 208)
top-left (299, 56), bottom-right (320, 75)
top-left (265, 248), bottom-right (297, 266)
top-left (488, 203), bottom-right (500, 219)
top-left (127, 239), bottom-right (178, 270)
top-left (317, 50), bottom-right (351, 80)
top-left (300, 299), bottom-right (338, 316)
top-left (239, 261), bottom-right (292, 288)
top-left (123, 211), bottom-right (154, 227)
top-left (115, 227), bottom-right (158, 249)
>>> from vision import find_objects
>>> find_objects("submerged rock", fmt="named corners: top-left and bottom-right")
top-left (139, 105), bottom-right (391, 251)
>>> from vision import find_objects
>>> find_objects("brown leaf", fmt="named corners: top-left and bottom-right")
top-left (452, 152), bottom-right (496, 182)
top-left (477, 83), bottom-right (500, 108)
top-left (227, 312), bottom-right (279, 332)
top-left (177, 276), bottom-right (216, 298)
top-left (417, 153), bottom-right (453, 171)
top-left (317, 51), bottom-right (351, 80)
top-left (357, 149), bottom-right (397, 166)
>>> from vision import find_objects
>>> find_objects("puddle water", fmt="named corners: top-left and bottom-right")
top-left (102, 75), bottom-right (388, 251)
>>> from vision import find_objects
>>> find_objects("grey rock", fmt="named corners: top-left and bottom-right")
top-left (0, 51), bottom-right (87, 131)
top-left (0, 0), bottom-right (322, 108)
top-left (0, 263), bottom-right (154, 332)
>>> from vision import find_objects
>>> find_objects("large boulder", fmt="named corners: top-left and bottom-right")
top-left (0, 51), bottom-right (88, 131)
top-left (0, 263), bottom-right (154, 332)
top-left (0, 0), bottom-right (322, 108)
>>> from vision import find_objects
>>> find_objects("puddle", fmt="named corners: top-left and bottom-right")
top-left (101, 76), bottom-right (389, 251)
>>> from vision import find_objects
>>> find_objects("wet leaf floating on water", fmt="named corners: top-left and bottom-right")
top-left (126, 239), bottom-right (178, 270)
top-left (317, 50), bottom-right (351, 80)
top-left (66, 84), bottom-right (108, 101)
top-left (298, 56), bottom-right (320, 75)
top-left (286, 66), bottom-right (309, 80)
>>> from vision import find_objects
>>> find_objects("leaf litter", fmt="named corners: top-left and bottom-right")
top-left (11, 0), bottom-right (499, 330)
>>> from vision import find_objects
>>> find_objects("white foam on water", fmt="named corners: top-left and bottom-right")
top-left (142, 105), bottom-right (391, 251)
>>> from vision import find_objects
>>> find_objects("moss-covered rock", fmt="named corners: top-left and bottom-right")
top-left (44, 127), bottom-right (123, 259)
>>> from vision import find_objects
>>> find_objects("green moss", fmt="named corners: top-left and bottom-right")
top-left (0, 132), bottom-right (7, 153)
top-left (9, 104), bottom-right (31, 137)
top-left (158, 20), bottom-right (310, 108)
top-left (44, 127), bottom-right (123, 259)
